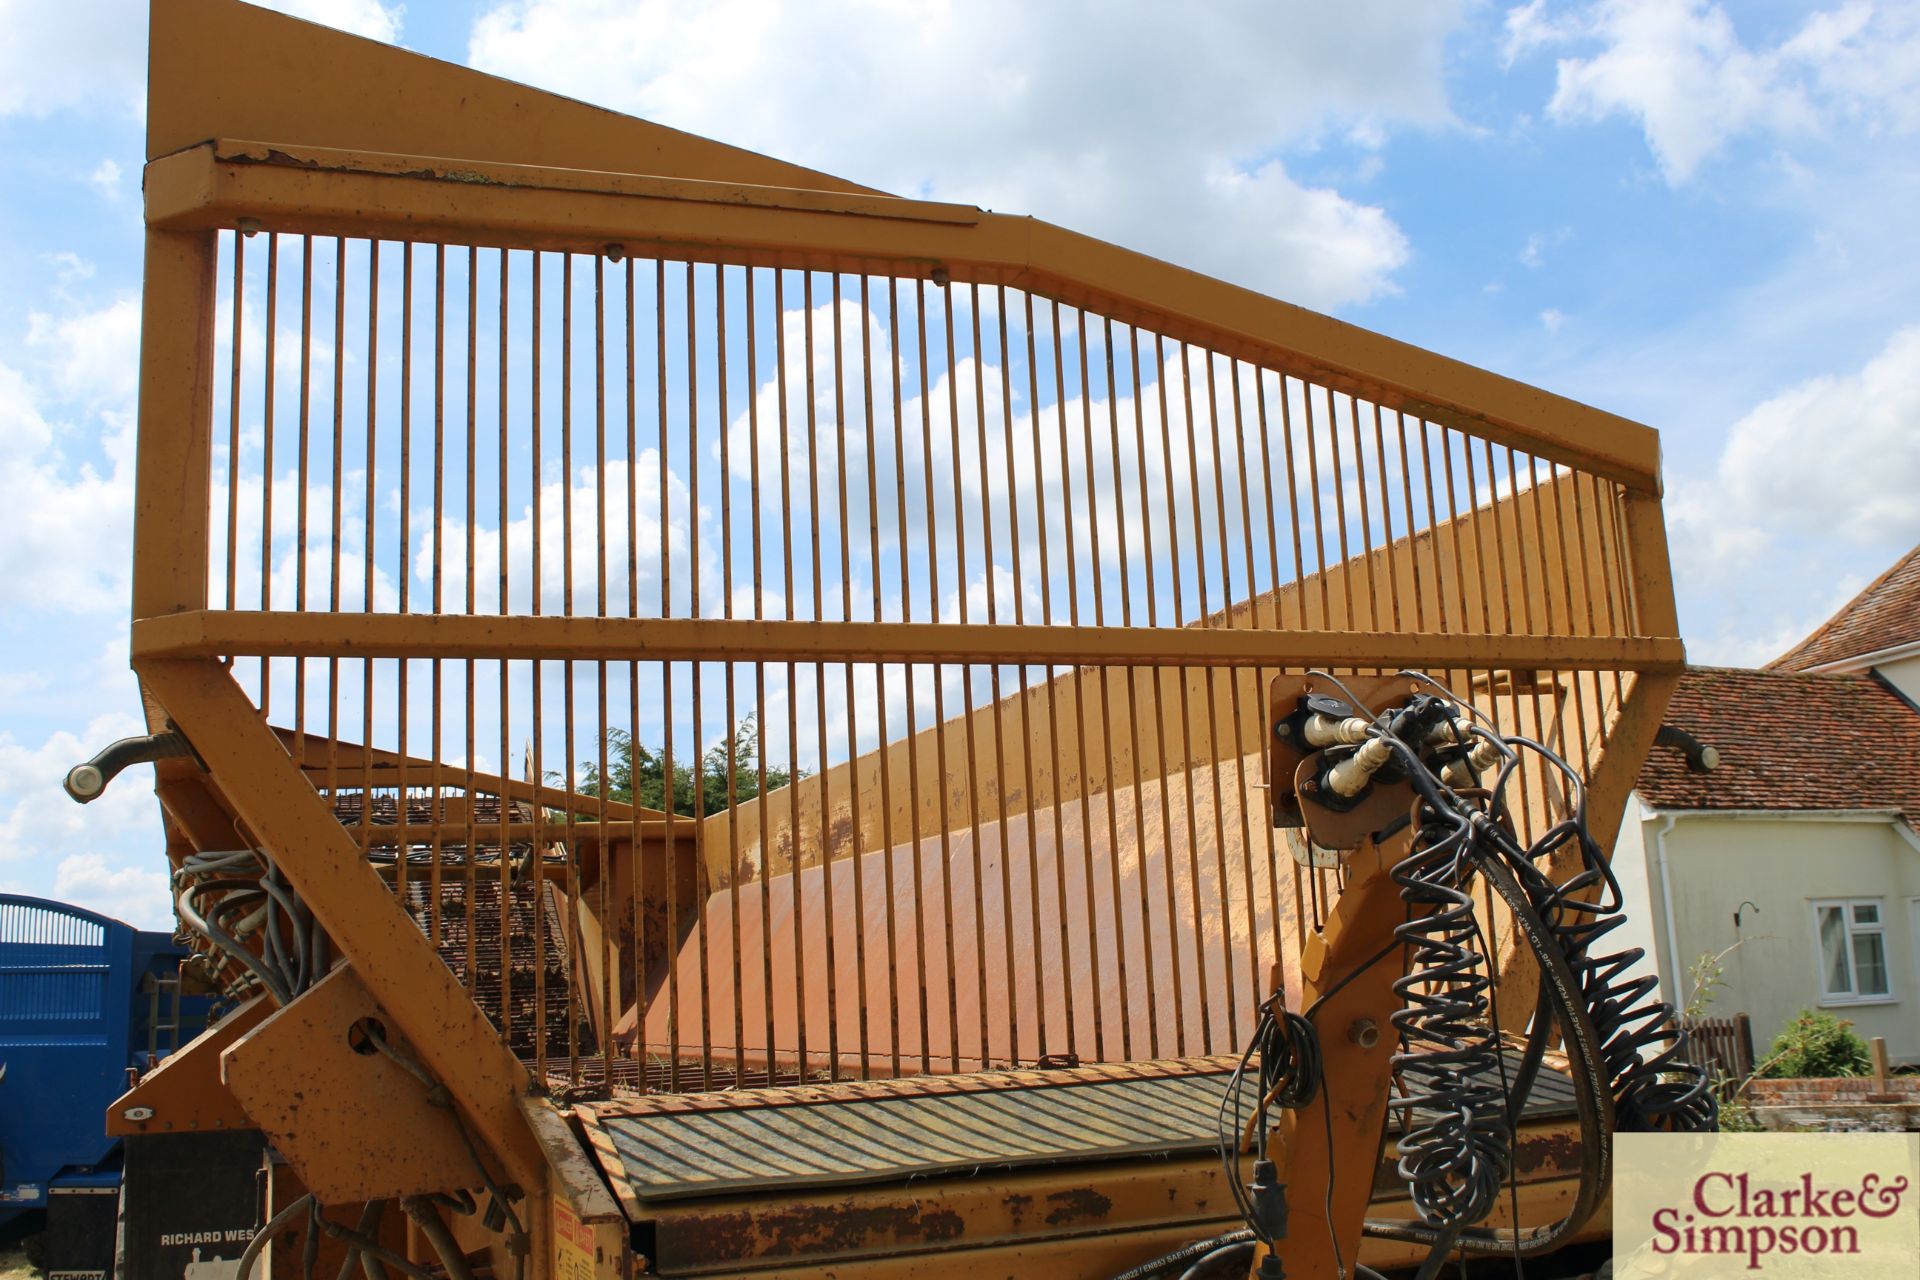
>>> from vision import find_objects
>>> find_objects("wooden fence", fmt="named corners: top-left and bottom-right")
top-left (1681, 1013), bottom-right (1756, 1087)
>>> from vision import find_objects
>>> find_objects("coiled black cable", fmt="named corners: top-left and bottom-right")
top-left (1204, 678), bottom-right (1716, 1279)
top-left (1388, 801), bottom-right (1510, 1230)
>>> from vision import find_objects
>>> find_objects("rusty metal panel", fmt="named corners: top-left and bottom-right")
top-left (219, 965), bottom-right (479, 1202)
top-left (589, 1067), bottom-right (1249, 1203)
top-left (578, 1054), bottom-right (1573, 1207)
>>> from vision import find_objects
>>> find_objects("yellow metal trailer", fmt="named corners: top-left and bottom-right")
top-left (95, 3), bottom-right (1698, 1276)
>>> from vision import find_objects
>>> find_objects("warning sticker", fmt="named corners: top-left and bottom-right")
top-left (552, 1196), bottom-right (598, 1280)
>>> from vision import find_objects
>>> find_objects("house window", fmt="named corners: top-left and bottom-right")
top-left (1812, 899), bottom-right (1891, 1003)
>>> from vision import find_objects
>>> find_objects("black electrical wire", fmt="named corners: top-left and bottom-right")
top-left (1197, 678), bottom-right (1716, 1280)
top-left (1107, 1230), bottom-right (1254, 1280)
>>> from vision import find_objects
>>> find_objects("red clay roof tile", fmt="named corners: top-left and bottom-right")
top-left (1637, 666), bottom-right (1920, 828)
top-left (1771, 543), bottom-right (1920, 671)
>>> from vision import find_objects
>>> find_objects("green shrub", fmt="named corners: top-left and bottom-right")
top-left (1756, 1009), bottom-right (1872, 1079)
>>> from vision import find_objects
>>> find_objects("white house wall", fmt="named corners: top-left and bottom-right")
top-left (1637, 810), bottom-right (1920, 1066)
top-left (1873, 654), bottom-right (1920, 705)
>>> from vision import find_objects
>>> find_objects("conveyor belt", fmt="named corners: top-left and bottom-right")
top-left (580, 1053), bottom-right (1577, 1207)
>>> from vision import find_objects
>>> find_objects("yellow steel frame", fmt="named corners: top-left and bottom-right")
top-left (128, 3), bottom-right (1685, 1277)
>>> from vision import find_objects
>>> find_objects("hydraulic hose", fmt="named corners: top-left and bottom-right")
top-left (64, 730), bottom-right (193, 803)
top-left (1215, 678), bottom-right (1713, 1279)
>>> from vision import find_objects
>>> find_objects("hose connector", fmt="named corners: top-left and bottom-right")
top-left (64, 731), bottom-right (193, 804)
top-left (1325, 737), bottom-right (1393, 798)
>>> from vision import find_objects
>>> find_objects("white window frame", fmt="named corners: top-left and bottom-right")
top-left (1810, 897), bottom-right (1894, 1006)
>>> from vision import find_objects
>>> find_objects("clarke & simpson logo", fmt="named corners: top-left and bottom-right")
top-left (1616, 1133), bottom-right (1919, 1278)
top-left (1646, 1169), bottom-right (1911, 1269)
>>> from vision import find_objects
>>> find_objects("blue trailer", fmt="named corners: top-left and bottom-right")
top-left (0, 894), bottom-right (208, 1254)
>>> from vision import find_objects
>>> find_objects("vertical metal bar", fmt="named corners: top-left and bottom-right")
top-left (802, 273), bottom-right (841, 1081)
top-left (1274, 373), bottom-right (1313, 952)
top-left (1484, 440), bottom-right (1515, 633)
top-left (897, 278), bottom-right (934, 1075)
top-left (464, 245), bottom-right (480, 998)
top-left (1135, 326), bottom-right (1184, 1056)
top-left (1107, 318), bottom-right (1158, 1058)
top-left (1322, 387), bottom-right (1354, 628)
top-left (774, 268), bottom-right (806, 1082)
top-left (717, 263), bottom-right (745, 1085)
top-left (427, 243), bottom-right (445, 947)
top-left (563, 252), bottom-right (583, 1083)
top-left (974, 285), bottom-right (1017, 1068)
top-left (529, 250), bottom-right (548, 1080)
top-left (1462, 433), bottom-right (1494, 634)
top-left (1395, 411), bottom-right (1424, 632)
top-left (746, 266), bottom-right (776, 1084)
top-left (259, 234), bottom-right (279, 720)
top-left (624, 256), bottom-right (643, 1076)
top-left (943, 285), bottom-right (992, 1070)
top-left (658, 258), bottom-right (679, 1089)
top-left (359, 240), bottom-right (379, 905)
top-left (1565, 470), bottom-right (1603, 779)
top-left (596, 252), bottom-right (614, 1086)
top-left (1296, 380), bottom-right (1330, 632)
top-left (1481, 442), bottom-right (1534, 838)
top-left (328, 237), bottom-right (350, 816)
top-left (1222, 359), bottom-right (1266, 1009)
top-left (686, 261), bottom-right (713, 1090)
top-left (497, 246), bottom-right (513, 1054)
top-left (1001, 286), bottom-right (1044, 1065)
top-left (1028, 293), bottom-right (1072, 1061)
top-left (832, 275), bottom-right (871, 1078)
top-left (1349, 396), bottom-right (1380, 630)
top-left (294, 236), bottom-right (314, 762)
top-left (393, 242), bottom-right (410, 912)
top-left (1079, 311), bottom-right (1132, 1062)
top-left (862, 274), bottom-right (903, 1078)
top-left (1254, 370), bottom-right (1291, 985)
top-left (224, 233), bottom-right (244, 616)
top-left (921, 281), bottom-right (960, 1074)
top-left (1183, 344), bottom-right (1237, 1047)
top-left (1056, 303), bottom-right (1105, 1062)
top-left (1158, 335), bottom-right (1211, 1052)
top-left (1437, 425), bottom-right (1465, 637)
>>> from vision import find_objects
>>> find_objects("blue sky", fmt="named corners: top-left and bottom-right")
top-left (3, 0), bottom-right (1918, 926)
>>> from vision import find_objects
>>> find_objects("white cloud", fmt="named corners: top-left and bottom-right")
top-left (52, 853), bottom-right (172, 929)
top-left (0, 0), bottom-right (403, 118)
top-left (29, 296), bottom-right (141, 406)
top-left (0, 712), bottom-right (153, 865)
top-left (1715, 323), bottom-right (1920, 545)
top-left (275, 0), bottom-right (405, 44)
top-left (1507, 1), bottom-right (1920, 182)
top-left (88, 158), bottom-right (123, 199)
top-left (1667, 324), bottom-right (1920, 664)
top-left (1539, 307), bottom-right (1565, 333)
top-left (0, 297), bottom-right (141, 613)
top-left (1519, 226), bottom-right (1571, 268)
top-left (468, 0), bottom-right (1462, 308)
top-left (41, 251), bottom-right (96, 282)
top-left (0, 0), bottom-right (144, 117)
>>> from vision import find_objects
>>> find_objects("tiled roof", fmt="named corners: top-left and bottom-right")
top-left (1772, 543), bottom-right (1920, 671)
top-left (1637, 666), bottom-right (1920, 828)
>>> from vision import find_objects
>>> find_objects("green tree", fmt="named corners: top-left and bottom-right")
top-left (574, 717), bottom-right (802, 817)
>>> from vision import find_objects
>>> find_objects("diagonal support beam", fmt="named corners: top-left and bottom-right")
top-left (135, 656), bottom-right (544, 1196)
